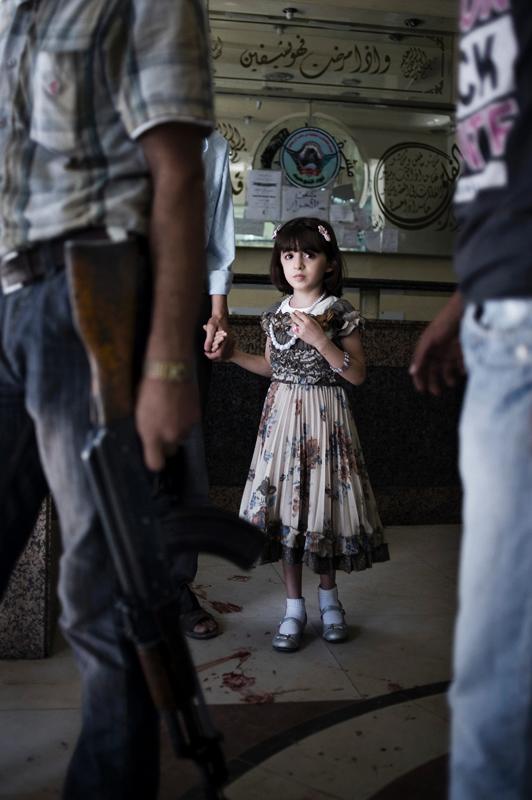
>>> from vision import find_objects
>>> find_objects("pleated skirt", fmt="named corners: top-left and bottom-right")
top-left (239, 381), bottom-right (389, 574)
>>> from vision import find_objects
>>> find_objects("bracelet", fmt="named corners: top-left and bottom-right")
top-left (330, 351), bottom-right (350, 374)
top-left (143, 359), bottom-right (193, 383)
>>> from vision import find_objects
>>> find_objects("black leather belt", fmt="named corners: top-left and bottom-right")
top-left (0, 228), bottom-right (112, 295)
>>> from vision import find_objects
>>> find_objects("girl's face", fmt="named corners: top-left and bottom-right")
top-left (280, 248), bottom-right (331, 293)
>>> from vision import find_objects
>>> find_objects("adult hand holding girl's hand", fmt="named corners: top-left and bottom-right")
top-left (204, 328), bottom-right (236, 361)
top-left (203, 315), bottom-right (228, 355)
top-left (290, 310), bottom-right (328, 350)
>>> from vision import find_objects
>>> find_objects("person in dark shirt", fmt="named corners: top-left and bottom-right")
top-left (410, 2), bottom-right (532, 797)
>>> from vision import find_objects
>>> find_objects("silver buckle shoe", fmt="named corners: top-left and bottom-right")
top-left (320, 603), bottom-right (348, 643)
top-left (272, 615), bottom-right (306, 652)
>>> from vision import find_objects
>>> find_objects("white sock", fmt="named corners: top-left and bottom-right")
top-left (318, 585), bottom-right (344, 626)
top-left (278, 597), bottom-right (306, 635)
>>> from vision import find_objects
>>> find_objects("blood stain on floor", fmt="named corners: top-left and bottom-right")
top-left (210, 600), bottom-right (243, 614)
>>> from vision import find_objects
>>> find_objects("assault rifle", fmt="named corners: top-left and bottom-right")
top-left (65, 239), bottom-right (263, 800)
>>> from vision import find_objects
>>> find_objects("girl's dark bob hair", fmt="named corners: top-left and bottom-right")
top-left (270, 217), bottom-right (344, 297)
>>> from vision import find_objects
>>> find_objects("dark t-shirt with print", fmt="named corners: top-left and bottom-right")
top-left (454, 0), bottom-right (532, 302)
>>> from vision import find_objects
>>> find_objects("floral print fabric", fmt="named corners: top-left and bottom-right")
top-left (241, 299), bottom-right (389, 574)
top-left (261, 296), bottom-right (363, 385)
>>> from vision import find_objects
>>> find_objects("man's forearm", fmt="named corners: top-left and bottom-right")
top-left (134, 123), bottom-right (209, 468)
top-left (433, 289), bottom-right (464, 334)
top-left (141, 124), bottom-right (207, 363)
top-left (209, 294), bottom-right (229, 324)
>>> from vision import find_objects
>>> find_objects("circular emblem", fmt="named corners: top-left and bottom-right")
top-left (373, 143), bottom-right (458, 230)
top-left (280, 127), bottom-right (341, 189)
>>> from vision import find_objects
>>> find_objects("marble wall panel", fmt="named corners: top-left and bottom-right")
top-left (0, 498), bottom-right (60, 659)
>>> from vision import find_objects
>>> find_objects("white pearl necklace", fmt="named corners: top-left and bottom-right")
top-left (268, 292), bottom-right (327, 351)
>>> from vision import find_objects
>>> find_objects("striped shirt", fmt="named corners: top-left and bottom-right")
top-left (0, 0), bottom-right (214, 256)
top-left (203, 132), bottom-right (234, 296)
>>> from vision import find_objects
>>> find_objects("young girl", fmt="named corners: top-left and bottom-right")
top-left (215, 217), bottom-right (389, 652)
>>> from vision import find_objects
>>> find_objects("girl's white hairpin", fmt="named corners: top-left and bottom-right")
top-left (318, 224), bottom-right (331, 242)
top-left (273, 222), bottom-right (330, 241)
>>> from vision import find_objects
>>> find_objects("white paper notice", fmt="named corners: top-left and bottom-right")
top-left (364, 230), bottom-right (382, 252)
top-left (281, 187), bottom-right (330, 220)
top-left (337, 226), bottom-right (360, 249)
top-left (235, 218), bottom-right (266, 238)
top-left (330, 203), bottom-right (355, 224)
top-left (382, 227), bottom-right (399, 253)
top-left (245, 170), bottom-right (282, 221)
top-left (352, 207), bottom-right (371, 231)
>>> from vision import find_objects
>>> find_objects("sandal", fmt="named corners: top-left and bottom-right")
top-left (272, 615), bottom-right (307, 652)
top-left (181, 607), bottom-right (220, 640)
top-left (320, 603), bottom-right (348, 643)
top-left (178, 584), bottom-right (220, 640)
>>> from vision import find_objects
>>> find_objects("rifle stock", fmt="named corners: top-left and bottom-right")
top-left (66, 239), bottom-right (143, 425)
top-left (65, 239), bottom-right (263, 800)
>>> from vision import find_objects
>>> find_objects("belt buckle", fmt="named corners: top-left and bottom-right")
top-left (1, 251), bottom-right (25, 295)
top-left (2, 250), bottom-right (20, 265)
top-left (1, 276), bottom-right (25, 295)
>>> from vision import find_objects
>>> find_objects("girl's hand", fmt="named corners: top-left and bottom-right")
top-left (211, 330), bottom-right (227, 351)
top-left (205, 329), bottom-right (236, 361)
top-left (290, 310), bottom-right (328, 350)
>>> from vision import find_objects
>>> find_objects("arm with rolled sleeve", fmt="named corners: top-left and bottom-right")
top-left (203, 132), bottom-right (235, 355)
top-left (116, 0), bottom-right (213, 141)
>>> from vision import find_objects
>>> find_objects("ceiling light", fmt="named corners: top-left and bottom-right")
top-left (282, 7), bottom-right (298, 21)
top-left (264, 71), bottom-right (294, 81)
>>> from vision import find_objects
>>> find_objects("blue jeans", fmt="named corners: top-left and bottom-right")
top-left (0, 266), bottom-right (159, 799)
top-left (450, 300), bottom-right (532, 800)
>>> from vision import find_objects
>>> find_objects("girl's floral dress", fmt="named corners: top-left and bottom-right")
top-left (240, 295), bottom-right (389, 574)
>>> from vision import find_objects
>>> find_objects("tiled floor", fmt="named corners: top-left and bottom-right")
top-left (0, 525), bottom-right (460, 799)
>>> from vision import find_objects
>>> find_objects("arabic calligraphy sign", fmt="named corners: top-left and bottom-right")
top-left (210, 20), bottom-right (453, 105)
top-left (280, 127), bottom-right (341, 188)
top-left (240, 33), bottom-right (391, 80)
top-left (373, 143), bottom-right (461, 230)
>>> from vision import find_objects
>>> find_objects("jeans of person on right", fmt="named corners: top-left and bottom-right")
top-left (450, 300), bottom-right (532, 800)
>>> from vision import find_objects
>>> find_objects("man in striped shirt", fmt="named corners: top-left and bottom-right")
top-left (0, 1), bottom-right (214, 797)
